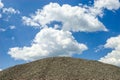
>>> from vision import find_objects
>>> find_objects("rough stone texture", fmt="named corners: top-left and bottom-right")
top-left (0, 57), bottom-right (120, 80)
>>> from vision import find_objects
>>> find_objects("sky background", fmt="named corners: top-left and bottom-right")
top-left (0, 0), bottom-right (120, 70)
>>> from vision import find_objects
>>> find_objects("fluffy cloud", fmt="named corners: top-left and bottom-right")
top-left (90, 0), bottom-right (120, 17)
top-left (22, 3), bottom-right (107, 32)
top-left (0, 69), bottom-right (2, 71)
top-left (23, 0), bottom-right (120, 32)
top-left (8, 28), bottom-right (88, 61)
top-left (2, 7), bottom-right (20, 14)
top-left (99, 35), bottom-right (120, 66)
top-left (0, 0), bottom-right (4, 8)
top-left (94, 0), bottom-right (120, 10)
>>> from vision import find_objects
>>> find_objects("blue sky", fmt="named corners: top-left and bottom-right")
top-left (0, 0), bottom-right (120, 70)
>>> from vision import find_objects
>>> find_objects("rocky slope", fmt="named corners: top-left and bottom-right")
top-left (0, 57), bottom-right (120, 80)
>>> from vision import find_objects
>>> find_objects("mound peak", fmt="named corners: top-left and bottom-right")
top-left (0, 57), bottom-right (120, 80)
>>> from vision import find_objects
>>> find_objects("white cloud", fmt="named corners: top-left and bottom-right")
top-left (0, 28), bottom-right (6, 32)
top-left (99, 35), bottom-right (120, 66)
top-left (22, 16), bottom-right (40, 27)
top-left (22, 0), bottom-right (120, 32)
top-left (94, 0), bottom-right (120, 10)
top-left (0, 69), bottom-right (2, 71)
top-left (89, 0), bottom-right (120, 17)
top-left (0, 0), bottom-right (4, 18)
top-left (22, 3), bottom-right (107, 32)
top-left (0, 1), bottom-right (20, 20)
top-left (2, 7), bottom-right (20, 14)
top-left (9, 25), bottom-right (16, 29)
top-left (0, 0), bottom-right (4, 9)
top-left (8, 28), bottom-right (88, 61)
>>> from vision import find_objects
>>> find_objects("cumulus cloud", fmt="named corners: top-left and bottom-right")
top-left (0, 69), bottom-right (2, 71)
top-left (8, 28), bottom-right (88, 61)
top-left (0, 0), bottom-right (4, 8)
top-left (22, 0), bottom-right (120, 32)
top-left (94, 0), bottom-right (120, 10)
top-left (89, 0), bottom-right (120, 17)
top-left (2, 7), bottom-right (20, 14)
top-left (8, 0), bottom-right (120, 62)
top-left (22, 3), bottom-right (107, 32)
top-left (99, 35), bottom-right (120, 66)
